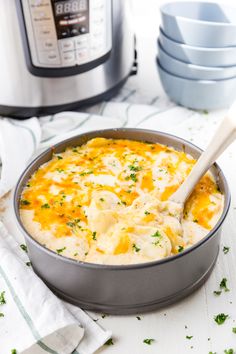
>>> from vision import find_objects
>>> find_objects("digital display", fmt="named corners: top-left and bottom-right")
top-left (54, 0), bottom-right (88, 16)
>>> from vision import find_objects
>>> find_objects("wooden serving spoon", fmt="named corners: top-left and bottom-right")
top-left (170, 102), bottom-right (236, 206)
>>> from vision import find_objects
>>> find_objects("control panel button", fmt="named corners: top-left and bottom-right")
top-left (91, 0), bottom-right (104, 8)
top-left (70, 28), bottom-right (80, 36)
top-left (38, 50), bottom-right (60, 65)
top-left (59, 28), bottom-right (70, 38)
top-left (76, 49), bottom-right (89, 62)
top-left (35, 26), bottom-right (53, 37)
top-left (79, 26), bottom-right (88, 34)
top-left (75, 36), bottom-right (88, 49)
top-left (37, 39), bottom-right (57, 51)
top-left (62, 52), bottom-right (75, 65)
top-left (60, 40), bottom-right (74, 51)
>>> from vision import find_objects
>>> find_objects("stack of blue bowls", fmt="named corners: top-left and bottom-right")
top-left (157, 1), bottom-right (236, 110)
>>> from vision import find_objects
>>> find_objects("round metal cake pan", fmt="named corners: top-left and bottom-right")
top-left (14, 128), bottom-right (230, 314)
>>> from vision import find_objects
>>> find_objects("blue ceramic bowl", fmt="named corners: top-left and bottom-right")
top-left (158, 41), bottom-right (236, 80)
top-left (157, 59), bottom-right (236, 109)
top-left (159, 27), bottom-right (236, 67)
top-left (160, 2), bottom-right (236, 47)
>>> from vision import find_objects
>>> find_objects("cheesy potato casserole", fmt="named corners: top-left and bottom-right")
top-left (20, 137), bottom-right (224, 265)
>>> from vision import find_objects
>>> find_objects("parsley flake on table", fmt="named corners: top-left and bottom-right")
top-left (214, 313), bottom-right (229, 325)
top-left (136, 316), bottom-right (141, 320)
top-left (208, 352), bottom-right (216, 354)
top-left (56, 247), bottom-right (66, 254)
top-left (11, 350), bottom-right (17, 354)
top-left (232, 327), bottom-right (236, 333)
top-left (213, 291), bottom-right (222, 296)
top-left (0, 291), bottom-right (6, 305)
top-left (224, 349), bottom-right (234, 354)
top-left (220, 278), bottom-right (230, 292)
top-left (0, 313), bottom-right (4, 317)
top-left (20, 244), bottom-right (28, 253)
top-left (223, 246), bottom-right (230, 254)
top-left (105, 338), bottom-right (114, 346)
top-left (186, 335), bottom-right (193, 339)
top-left (143, 338), bottom-right (155, 345)
top-left (26, 262), bottom-right (32, 267)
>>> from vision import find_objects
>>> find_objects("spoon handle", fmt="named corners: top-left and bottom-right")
top-left (170, 102), bottom-right (236, 204)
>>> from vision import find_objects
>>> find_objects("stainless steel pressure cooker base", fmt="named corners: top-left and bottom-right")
top-left (0, 75), bottom-right (130, 119)
top-left (40, 252), bottom-right (218, 315)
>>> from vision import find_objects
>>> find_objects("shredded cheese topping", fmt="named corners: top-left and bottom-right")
top-left (20, 137), bottom-right (224, 265)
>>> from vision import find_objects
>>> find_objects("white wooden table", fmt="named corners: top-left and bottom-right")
top-left (2, 0), bottom-right (236, 353)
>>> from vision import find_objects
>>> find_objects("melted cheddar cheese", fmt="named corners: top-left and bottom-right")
top-left (20, 137), bottom-right (224, 265)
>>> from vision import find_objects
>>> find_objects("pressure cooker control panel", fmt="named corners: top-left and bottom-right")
top-left (19, 0), bottom-right (112, 76)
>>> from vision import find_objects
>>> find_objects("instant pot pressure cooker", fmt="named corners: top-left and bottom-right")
top-left (0, 0), bottom-right (136, 118)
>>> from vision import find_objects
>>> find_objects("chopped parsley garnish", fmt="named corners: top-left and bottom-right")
top-left (100, 198), bottom-right (105, 202)
top-left (130, 173), bottom-right (138, 182)
top-left (151, 231), bottom-right (161, 238)
top-left (66, 221), bottom-right (75, 228)
top-left (92, 232), bottom-right (97, 240)
top-left (105, 338), bottom-right (114, 346)
top-left (186, 335), bottom-right (193, 339)
top-left (203, 109), bottom-right (209, 115)
top-left (128, 165), bottom-right (142, 172)
top-left (79, 170), bottom-right (93, 176)
top-left (74, 252), bottom-right (78, 256)
top-left (0, 291), bottom-right (6, 305)
top-left (214, 313), bottom-right (229, 325)
top-left (220, 278), bottom-right (230, 292)
top-left (136, 316), bottom-right (141, 320)
top-left (20, 244), bottom-right (28, 253)
top-left (232, 327), bottom-right (236, 333)
top-left (11, 350), bottom-right (17, 354)
top-left (209, 352), bottom-right (216, 354)
top-left (57, 155), bottom-right (63, 160)
top-left (193, 219), bottom-right (198, 223)
top-left (144, 211), bottom-right (150, 215)
top-left (20, 199), bottom-right (31, 206)
top-left (26, 262), bottom-right (32, 267)
top-left (0, 313), bottom-right (4, 317)
top-left (56, 247), bottom-right (66, 254)
top-left (84, 252), bottom-right (88, 256)
top-left (101, 314), bottom-right (106, 318)
top-left (56, 168), bottom-right (64, 173)
top-left (143, 339), bottom-right (155, 345)
top-left (223, 246), bottom-right (230, 254)
top-left (224, 350), bottom-right (234, 354)
top-left (41, 203), bottom-right (50, 209)
top-left (213, 291), bottom-right (222, 296)
top-left (178, 246), bottom-right (184, 253)
top-left (132, 244), bottom-right (140, 252)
